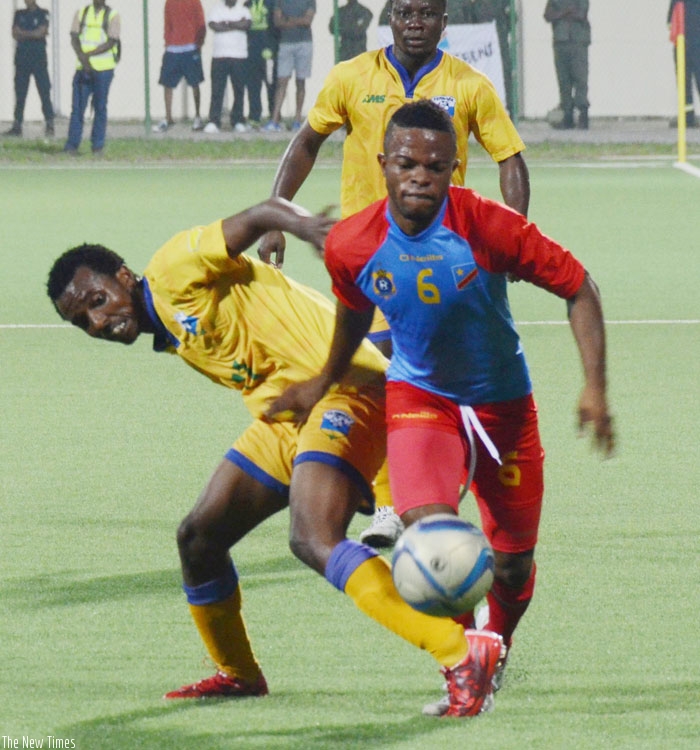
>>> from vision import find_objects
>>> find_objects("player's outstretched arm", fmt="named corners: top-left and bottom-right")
top-left (567, 272), bottom-right (615, 456)
top-left (223, 198), bottom-right (335, 260)
top-left (498, 153), bottom-right (530, 217)
top-left (266, 301), bottom-right (375, 423)
top-left (258, 123), bottom-right (329, 268)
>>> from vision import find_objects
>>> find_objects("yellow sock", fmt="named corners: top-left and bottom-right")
top-left (373, 460), bottom-right (393, 509)
top-left (344, 555), bottom-right (467, 668)
top-left (188, 585), bottom-right (262, 682)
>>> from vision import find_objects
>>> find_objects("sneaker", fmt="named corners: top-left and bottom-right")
top-left (474, 604), bottom-right (508, 692)
top-left (440, 630), bottom-right (504, 717)
top-left (164, 671), bottom-right (268, 700)
top-left (358, 506), bottom-right (404, 548)
top-left (152, 119), bottom-right (171, 133)
top-left (291, 120), bottom-right (302, 131)
top-left (45, 121), bottom-right (55, 137)
top-left (262, 121), bottom-right (283, 132)
top-left (233, 122), bottom-right (249, 133)
top-left (192, 116), bottom-right (204, 131)
top-left (3, 124), bottom-right (22, 137)
top-left (203, 121), bottom-right (220, 134)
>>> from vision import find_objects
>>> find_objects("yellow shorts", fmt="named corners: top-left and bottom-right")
top-left (226, 386), bottom-right (386, 514)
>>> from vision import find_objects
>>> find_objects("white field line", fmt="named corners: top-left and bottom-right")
top-left (1, 320), bottom-right (698, 330)
top-left (674, 161), bottom-right (700, 178)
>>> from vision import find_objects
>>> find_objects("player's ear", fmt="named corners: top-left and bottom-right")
top-left (116, 264), bottom-right (137, 289)
top-left (378, 152), bottom-right (387, 173)
top-left (452, 158), bottom-right (461, 174)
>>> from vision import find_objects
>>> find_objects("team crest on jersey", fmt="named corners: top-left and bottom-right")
top-left (372, 269), bottom-right (396, 298)
top-left (431, 96), bottom-right (456, 117)
top-left (321, 409), bottom-right (355, 440)
top-left (174, 311), bottom-right (200, 335)
top-left (452, 264), bottom-right (479, 291)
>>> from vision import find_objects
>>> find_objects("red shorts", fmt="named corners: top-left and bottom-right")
top-left (386, 381), bottom-right (544, 554)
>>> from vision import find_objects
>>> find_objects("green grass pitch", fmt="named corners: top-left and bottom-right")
top-left (1, 159), bottom-right (699, 749)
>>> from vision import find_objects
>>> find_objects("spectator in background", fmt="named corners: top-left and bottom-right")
top-left (329, 0), bottom-right (373, 62)
top-left (5, 0), bottom-right (55, 138)
top-left (668, 0), bottom-right (700, 128)
top-left (263, 0), bottom-right (316, 132)
top-left (203, 0), bottom-right (252, 134)
top-left (246, 0), bottom-right (278, 128)
top-left (544, 0), bottom-right (590, 130)
top-left (63, 0), bottom-right (120, 155)
top-left (153, 0), bottom-right (206, 133)
top-left (462, 1), bottom-right (514, 116)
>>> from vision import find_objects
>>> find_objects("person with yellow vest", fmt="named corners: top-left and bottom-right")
top-left (64, 0), bottom-right (120, 154)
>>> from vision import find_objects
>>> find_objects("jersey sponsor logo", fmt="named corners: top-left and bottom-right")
top-left (372, 269), bottom-right (396, 298)
top-left (399, 253), bottom-right (444, 262)
top-left (321, 409), bottom-right (355, 440)
top-left (174, 311), bottom-right (200, 335)
top-left (452, 264), bottom-right (478, 290)
top-left (231, 359), bottom-right (264, 390)
top-left (391, 410), bottom-right (439, 420)
top-left (431, 95), bottom-right (456, 117)
top-left (361, 94), bottom-right (386, 103)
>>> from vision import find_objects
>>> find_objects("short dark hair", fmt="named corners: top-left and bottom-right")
top-left (384, 99), bottom-right (457, 151)
top-left (47, 243), bottom-right (125, 305)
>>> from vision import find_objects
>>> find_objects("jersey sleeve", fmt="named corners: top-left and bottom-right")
top-left (449, 189), bottom-right (586, 298)
top-left (148, 220), bottom-right (245, 294)
top-left (458, 71), bottom-right (525, 163)
top-left (325, 222), bottom-right (375, 312)
top-left (307, 65), bottom-right (349, 135)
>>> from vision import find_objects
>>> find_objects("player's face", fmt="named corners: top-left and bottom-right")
top-left (390, 0), bottom-right (446, 65)
top-left (56, 265), bottom-right (143, 344)
top-left (379, 126), bottom-right (458, 235)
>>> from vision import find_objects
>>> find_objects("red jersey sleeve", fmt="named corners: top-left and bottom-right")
top-left (325, 200), bottom-right (390, 311)
top-left (445, 188), bottom-right (586, 299)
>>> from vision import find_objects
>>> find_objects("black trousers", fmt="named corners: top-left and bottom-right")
top-left (208, 57), bottom-right (247, 127)
top-left (14, 52), bottom-right (54, 125)
top-left (244, 30), bottom-right (276, 123)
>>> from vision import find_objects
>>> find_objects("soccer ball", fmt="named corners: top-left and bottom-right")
top-left (546, 106), bottom-right (565, 127)
top-left (391, 514), bottom-right (494, 618)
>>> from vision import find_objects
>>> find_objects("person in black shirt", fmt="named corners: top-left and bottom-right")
top-left (5, 0), bottom-right (55, 137)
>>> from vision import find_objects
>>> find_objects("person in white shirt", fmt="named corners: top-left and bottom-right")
top-left (204, 0), bottom-right (252, 133)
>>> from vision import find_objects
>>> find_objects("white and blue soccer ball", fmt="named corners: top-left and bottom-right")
top-left (391, 514), bottom-right (494, 618)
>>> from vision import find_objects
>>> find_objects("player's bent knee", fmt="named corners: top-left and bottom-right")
top-left (288, 532), bottom-right (329, 576)
top-left (494, 550), bottom-right (534, 590)
top-left (176, 514), bottom-right (217, 564)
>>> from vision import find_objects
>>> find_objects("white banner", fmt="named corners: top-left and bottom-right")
top-left (376, 22), bottom-right (505, 106)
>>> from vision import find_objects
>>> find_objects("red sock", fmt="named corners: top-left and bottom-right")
top-left (485, 562), bottom-right (536, 648)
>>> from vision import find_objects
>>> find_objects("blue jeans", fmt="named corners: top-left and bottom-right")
top-left (65, 68), bottom-right (114, 152)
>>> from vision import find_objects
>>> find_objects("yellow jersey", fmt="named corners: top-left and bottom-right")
top-left (307, 47), bottom-right (525, 217)
top-left (142, 220), bottom-right (386, 419)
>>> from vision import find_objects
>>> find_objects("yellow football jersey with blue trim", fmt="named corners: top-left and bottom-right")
top-left (307, 48), bottom-right (525, 217)
top-left (143, 220), bottom-right (386, 418)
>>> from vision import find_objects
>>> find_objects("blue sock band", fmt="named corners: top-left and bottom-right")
top-left (325, 539), bottom-right (378, 592)
top-left (183, 561), bottom-right (239, 606)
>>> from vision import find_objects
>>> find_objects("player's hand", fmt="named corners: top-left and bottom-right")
top-left (265, 376), bottom-right (330, 425)
top-left (258, 230), bottom-right (286, 268)
top-left (577, 383), bottom-right (615, 457)
top-left (295, 207), bottom-right (336, 258)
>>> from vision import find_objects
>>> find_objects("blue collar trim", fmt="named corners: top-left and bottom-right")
top-left (385, 45), bottom-right (443, 98)
top-left (141, 278), bottom-right (179, 351)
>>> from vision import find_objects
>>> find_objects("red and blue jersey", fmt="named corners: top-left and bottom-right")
top-left (325, 186), bottom-right (586, 406)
